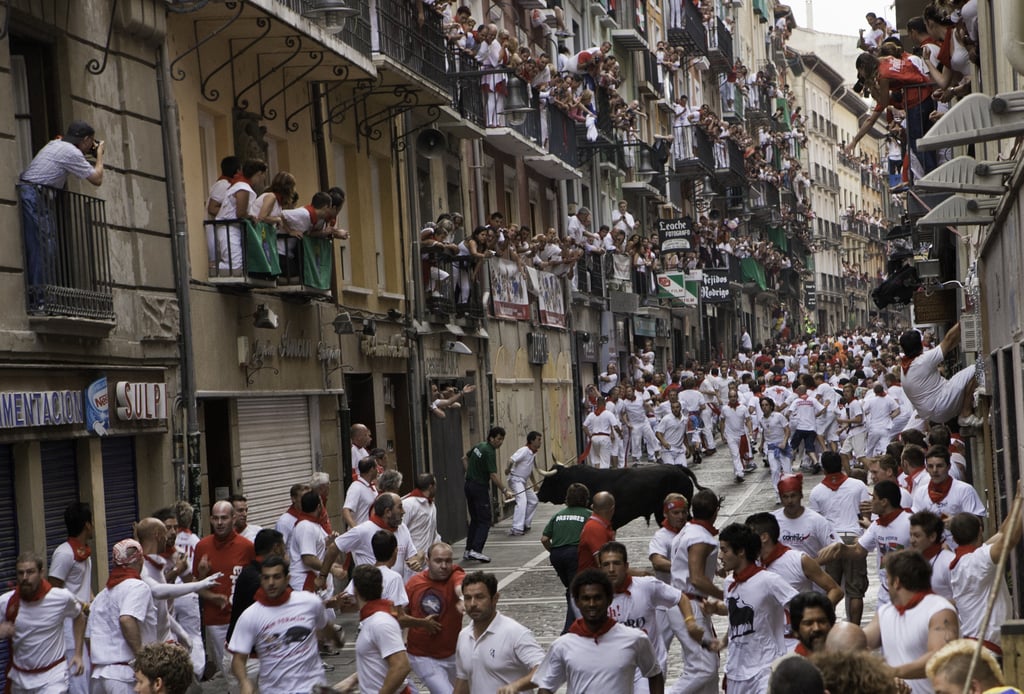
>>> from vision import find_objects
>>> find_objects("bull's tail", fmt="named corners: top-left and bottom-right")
top-left (680, 464), bottom-right (704, 491)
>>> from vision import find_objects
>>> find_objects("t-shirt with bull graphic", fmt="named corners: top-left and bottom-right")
top-left (227, 590), bottom-right (329, 692)
top-left (722, 569), bottom-right (798, 685)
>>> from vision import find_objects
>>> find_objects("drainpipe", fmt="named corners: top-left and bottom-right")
top-left (157, 42), bottom-right (202, 528)
top-left (1006, 2), bottom-right (1024, 77)
top-left (472, 140), bottom-right (486, 225)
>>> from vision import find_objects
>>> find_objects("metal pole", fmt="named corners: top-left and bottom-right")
top-left (157, 42), bottom-right (203, 528)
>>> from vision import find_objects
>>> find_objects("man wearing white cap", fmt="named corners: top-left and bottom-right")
top-left (87, 538), bottom-right (157, 693)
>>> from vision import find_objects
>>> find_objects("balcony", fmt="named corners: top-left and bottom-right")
top-left (373, 0), bottom-right (448, 92)
top-left (668, 0), bottom-right (708, 57)
top-left (721, 80), bottom-right (745, 123)
top-left (608, 0), bottom-right (649, 51)
top-left (204, 219), bottom-right (285, 289)
top-left (272, 236), bottom-right (334, 297)
top-left (638, 51), bottom-right (663, 99)
top-left (748, 181), bottom-right (781, 213)
top-left (487, 100), bottom-right (546, 157)
top-left (713, 137), bottom-right (746, 185)
top-left (524, 106), bottom-right (581, 179)
top-left (446, 50), bottom-right (486, 131)
top-left (421, 250), bottom-right (485, 320)
top-left (671, 124), bottom-right (715, 178)
top-left (17, 183), bottom-right (115, 324)
top-left (574, 252), bottom-right (608, 298)
top-left (706, 17), bottom-right (734, 73)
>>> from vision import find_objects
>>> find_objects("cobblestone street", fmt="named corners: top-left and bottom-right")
top-left (202, 449), bottom-right (881, 692)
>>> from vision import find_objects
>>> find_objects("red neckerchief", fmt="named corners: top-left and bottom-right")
top-left (304, 205), bottom-right (319, 226)
top-left (212, 530), bottom-right (240, 550)
top-left (144, 554), bottom-right (165, 571)
top-left (68, 537), bottom-right (91, 562)
top-left (875, 508), bottom-right (907, 527)
top-left (370, 513), bottom-right (390, 530)
top-left (293, 511), bottom-right (320, 528)
top-left (661, 519), bottom-right (682, 534)
top-left (900, 355), bottom-right (916, 374)
top-left (727, 563), bottom-right (763, 592)
top-left (761, 543), bottom-right (790, 568)
top-left (615, 575), bottom-right (633, 595)
top-left (950, 544), bottom-right (980, 570)
top-left (286, 507), bottom-right (301, 519)
top-left (106, 566), bottom-right (142, 590)
top-left (936, 26), bottom-right (954, 68)
top-left (894, 590), bottom-right (933, 615)
top-left (689, 519), bottom-right (719, 536)
top-left (232, 174), bottom-right (251, 186)
top-left (274, 191), bottom-right (286, 206)
top-left (254, 586), bottom-right (293, 607)
top-left (928, 476), bottom-right (953, 504)
top-left (905, 468), bottom-right (924, 494)
top-left (405, 488), bottom-right (433, 505)
top-left (359, 598), bottom-right (396, 621)
top-left (794, 642), bottom-right (812, 657)
top-left (821, 473), bottom-right (848, 492)
top-left (568, 616), bottom-right (617, 643)
top-left (921, 543), bottom-right (942, 561)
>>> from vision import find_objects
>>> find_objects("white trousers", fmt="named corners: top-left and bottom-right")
top-left (64, 616), bottom-right (90, 694)
top-left (215, 224), bottom-right (243, 272)
top-left (630, 422), bottom-right (661, 461)
top-left (509, 475), bottom-right (538, 531)
top-left (408, 654), bottom-right (455, 694)
top-left (726, 435), bottom-right (745, 476)
top-left (669, 608), bottom-right (719, 694)
top-left (588, 435), bottom-right (612, 468)
top-left (662, 448), bottom-right (688, 467)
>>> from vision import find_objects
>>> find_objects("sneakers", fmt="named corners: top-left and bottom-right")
top-left (465, 550), bottom-right (491, 562)
top-left (508, 528), bottom-right (525, 536)
top-left (734, 475), bottom-right (745, 483)
top-left (743, 463), bottom-right (758, 473)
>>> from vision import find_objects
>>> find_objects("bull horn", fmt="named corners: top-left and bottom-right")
top-left (538, 468), bottom-right (558, 478)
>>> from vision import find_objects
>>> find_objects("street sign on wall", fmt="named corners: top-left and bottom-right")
top-left (656, 272), bottom-right (699, 307)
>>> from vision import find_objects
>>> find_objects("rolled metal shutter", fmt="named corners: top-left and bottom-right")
top-left (0, 445), bottom-right (17, 693)
top-left (237, 397), bottom-right (313, 528)
top-left (101, 437), bottom-right (138, 565)
top-left (42, 440), bottom-right (79, 560)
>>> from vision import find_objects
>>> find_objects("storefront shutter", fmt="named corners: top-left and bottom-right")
top-left (101, 437), bottom-right (138, 565)
top-left (237, 396), bottom-right (313, 528)
top-left (0, 445), bottom-right (17, 693)
top-left (42, 440), bottom-right (79, 560)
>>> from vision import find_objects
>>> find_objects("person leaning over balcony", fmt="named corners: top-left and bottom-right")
top-left (18, 120), bottom-right (105, 304)
top-left (214, 159), bottom-right (267, 276)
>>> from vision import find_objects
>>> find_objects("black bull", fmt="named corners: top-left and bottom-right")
top-left (537, 464), bottom-right (701, 529)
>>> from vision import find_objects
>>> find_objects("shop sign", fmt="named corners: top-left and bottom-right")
top-left (86, 377), bottom-right (110, 435)
top-left (424, 350), bottom-right (460, 378)
top-left (657, 218), bottom-right (693, 254)
top-left (0, 390), bottom-right (85, 429)
top-left (115, 381), bottom-right (168, 421)
top-left (701, 269), bottom-right (731, 303)
top-left (804, 281), bottom-right (817, 310)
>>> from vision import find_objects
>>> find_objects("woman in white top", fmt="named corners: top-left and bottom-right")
top-left (214, 159), bottom-right (267, 275)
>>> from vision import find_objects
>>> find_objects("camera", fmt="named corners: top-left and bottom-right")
top-left (89, 140), bottom-right (103, 156)
top-left (852, 80), bottom-right (864, 95)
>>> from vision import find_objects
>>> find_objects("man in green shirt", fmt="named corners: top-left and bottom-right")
top-left (541, 482), bottom-right (592, 633)
top-left (463, 426), bottom-right (508, 563)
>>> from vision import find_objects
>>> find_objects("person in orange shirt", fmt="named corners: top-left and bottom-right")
top-left (577, 492), bottom-right (616, 572)
top-left (404, 543), bottom-right (464, 693)
top-left (193, 500), bottom-right (255, 686)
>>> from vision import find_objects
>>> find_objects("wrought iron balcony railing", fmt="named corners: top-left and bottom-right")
top-left (17, 183), bottom-right (114, 320)
top-left (668, 0), bottom-right (708, 57)
top-left (374, 0), bottom-right (447, 89)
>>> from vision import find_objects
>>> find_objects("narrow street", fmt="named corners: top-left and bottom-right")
top-left (203, 453), bottom-right (881, 692)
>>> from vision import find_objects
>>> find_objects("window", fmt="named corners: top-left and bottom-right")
top-left (10, 35), bottom-right (61, 171)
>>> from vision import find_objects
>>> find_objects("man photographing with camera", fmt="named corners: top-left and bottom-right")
top-left (17, 119), bottom-right (105, 309)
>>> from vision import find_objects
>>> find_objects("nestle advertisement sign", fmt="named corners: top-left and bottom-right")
top-left (701, 268), bottom-right (731, 303)
top-left (657, 218), bottom-right (693, 254)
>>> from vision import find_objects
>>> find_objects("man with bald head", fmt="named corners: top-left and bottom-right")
top-left (825, 620), bottom-right (868, 652)
top-left (577, 492), bottom-right (616, 572)
top-left (193, 500), bottom-right (256, 683)
top-left (136, 518), bottom-right (219, 649)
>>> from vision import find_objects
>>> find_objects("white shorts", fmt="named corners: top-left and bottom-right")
top-left (840, 430), bottom-right (867, 459)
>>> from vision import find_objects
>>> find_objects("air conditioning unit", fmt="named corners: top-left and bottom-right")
top-left (960, 314), bottom-right (982, 353)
